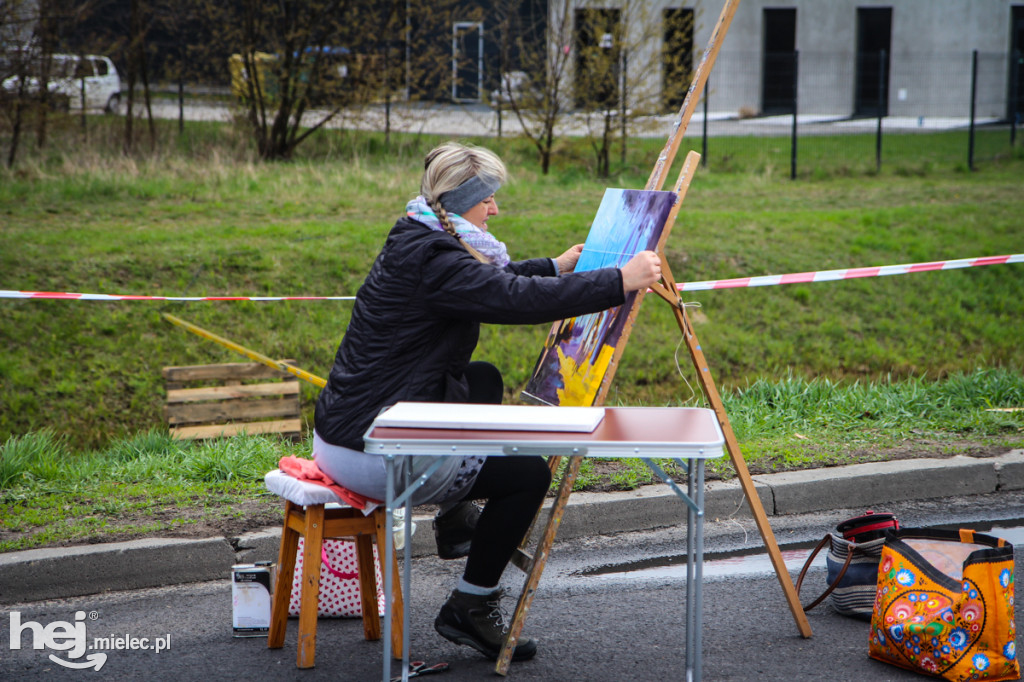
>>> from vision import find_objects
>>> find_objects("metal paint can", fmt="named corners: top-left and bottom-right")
top-left (231, 561), bottom-right (275, 637)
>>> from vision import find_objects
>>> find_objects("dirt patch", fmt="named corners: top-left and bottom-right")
top-left (0, 498), bottom-right (284, 552)
top-left (742, 440), bottom-right (1015, 476)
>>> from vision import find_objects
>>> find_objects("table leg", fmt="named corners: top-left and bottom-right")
top-left (686, 459), bottom-right (697, 682)
top-left (383, 456), bottom-right (397, 682)
top-left (694, 458), bottom-right (706, 682)
top-left (400, 466), bottom-right (413, 681)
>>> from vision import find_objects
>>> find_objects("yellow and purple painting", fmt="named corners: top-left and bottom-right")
top-left (522, 188), bottom-right (677, 407)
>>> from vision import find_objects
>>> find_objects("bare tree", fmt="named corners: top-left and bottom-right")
top-left (574, 1), bottom-right (698, 178)
top-left (0, 0), bottom-right (66, 165)
top-left (494, 0), bottom-right (576, 174)
top-left (206, 0), bottom-right (473, 160)
top-left (32, 0), bottom-right (58, 149)
top-left (397, 0), bottom-right (474, 136)
top-left (573, 6), bottom-right (621, 177)
top-left (152, 0), bottom-right (200, 135)
top-left (373, 0), bottom-right (406, 146)
top-left (122, 0), bottom-right (158, 153)
top-left (1, 0), bottom-right (32, 167)
top-left (67, 0), bottom-right (112, 139)
top-left (206, 0), bottom-right (371, 160)
top-left (1, 52), bottom-right (31, 167)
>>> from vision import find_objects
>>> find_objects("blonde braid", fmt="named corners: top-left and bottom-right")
top-left (427, 196), bottom-right (458, 238)
top-left (426, 195), bottom-right (488, 263)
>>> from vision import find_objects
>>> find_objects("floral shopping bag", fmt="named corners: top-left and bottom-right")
top-left (869, 528), bottom-right (1018, 681)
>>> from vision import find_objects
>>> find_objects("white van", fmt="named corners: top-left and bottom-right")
top-left (2, 54), bottom-right (122, 113)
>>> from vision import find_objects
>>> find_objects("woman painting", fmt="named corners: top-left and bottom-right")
top-left (313, 141), bottom-right (661, 661)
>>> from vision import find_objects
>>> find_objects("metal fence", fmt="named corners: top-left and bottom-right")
top-left (685, 49), bottom-right (1021, 177)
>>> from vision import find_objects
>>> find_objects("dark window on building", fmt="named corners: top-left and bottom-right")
top-left (663, 8), bottom-right (695, 112)
top-left (854, 6), bottom-right (892, 117)
top-left (453, 22), bottom-right (483, 102)
top-left (762, 7), bottom-right (797, 115)
top-left (488, 0), bottom-right (546, 95)
top-left (1010, 5), bottom-right (1024, 122)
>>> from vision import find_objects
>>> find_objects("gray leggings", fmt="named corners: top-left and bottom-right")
top-left (311, 431), bottom-right (388, 501)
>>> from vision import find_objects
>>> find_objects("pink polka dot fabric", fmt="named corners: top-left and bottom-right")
top-left (287, 537), bottom-right (387, 618)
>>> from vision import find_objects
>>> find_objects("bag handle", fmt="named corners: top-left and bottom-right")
top-left (321, 543), bottom-right (359, 581)
top-left (795, 534), bottom-right (856, 612)
top-left (958, 528), bottom-right (1007, 547)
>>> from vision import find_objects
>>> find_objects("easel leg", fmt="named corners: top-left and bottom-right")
top-left (687, 318), bottom-right (811, 638)
top-left (495, 455), bottom-right (583, 675)
top-left (510, 455), bottom-right (565, 570)
top-left (651, 262), bottom-right (813, 638)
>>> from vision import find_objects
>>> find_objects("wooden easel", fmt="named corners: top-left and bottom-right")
top-left (497, 0), bottom-right (812, 674)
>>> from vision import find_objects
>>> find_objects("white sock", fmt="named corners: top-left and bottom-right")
top-left (456, 578), bottom-right (497, 596)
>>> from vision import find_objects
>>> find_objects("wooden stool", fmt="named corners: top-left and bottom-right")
top-left (265, 472), bottom-right (403, 668)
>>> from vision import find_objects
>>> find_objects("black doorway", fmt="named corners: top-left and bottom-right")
top-left (762, 8), bottom-right (797, 115)
top-left (1011, 6), bottom-right (1024, 123)
top-left (453, 22), bottom-right (483, 102)
top-left (854, 6), bottom-right (892, 117)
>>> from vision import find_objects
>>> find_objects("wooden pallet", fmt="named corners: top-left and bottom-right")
top-left (163, 360), bottom-right (303, 440)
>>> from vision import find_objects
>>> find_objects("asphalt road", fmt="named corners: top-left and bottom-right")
top-left (4, 490), bottom-right (1024, 681)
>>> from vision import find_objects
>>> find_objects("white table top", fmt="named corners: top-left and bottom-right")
top-left (364, 404), bottom-right (725, 459)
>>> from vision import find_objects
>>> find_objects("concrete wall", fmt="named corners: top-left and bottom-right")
top-left (561, 0), bottom-right (1016, 119)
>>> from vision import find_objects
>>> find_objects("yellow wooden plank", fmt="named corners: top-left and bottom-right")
top-left (169, 419), bottom-right (302, 440)
top-left (162, 314), bottom-right (327, 388)
top-left (166, 397), bottom-right (301, 425)
top-left (166, 382), bottom-right (300, 404)
top-left (162, 360), bottom-right (297, 383)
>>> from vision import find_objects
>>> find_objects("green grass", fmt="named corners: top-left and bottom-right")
top-left (0, 430), bottom-right (290, 552)
top-left (0, 115), bottom-right (1023, 548)
top-left (2, 118), bottom-right (1023, 449)
top-left (3, 369), bottom-right (1020, 551)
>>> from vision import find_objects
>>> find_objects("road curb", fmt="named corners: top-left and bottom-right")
top-left (0, 537), bottom-right (235, 604)
top-left (2, 451), bottom-right (1021, 605)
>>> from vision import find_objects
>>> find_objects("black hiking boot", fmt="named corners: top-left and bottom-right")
top-left (433, 501), bottom-right (481, 560)
top-left (434, 589), bottom-right (538, 661)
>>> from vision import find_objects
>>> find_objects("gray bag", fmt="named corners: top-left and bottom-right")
top-left (796, 511), bottom-right (899, 619)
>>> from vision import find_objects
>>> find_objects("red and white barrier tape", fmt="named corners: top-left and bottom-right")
top-left (675, 254), bottom-right (1023, 291)
top-left (0, 292), bottom-right (357, 301)
top-left (1, 254), bottom-right (1020, 301)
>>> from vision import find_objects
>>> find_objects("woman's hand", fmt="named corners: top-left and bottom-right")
top-left (555, 244), bottom-right (585, 273)
top-left (620, 250), bottom-right (662, 293)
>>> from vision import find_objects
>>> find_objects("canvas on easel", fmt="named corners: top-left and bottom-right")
top-left (522, 188), bottom-right (677, 407)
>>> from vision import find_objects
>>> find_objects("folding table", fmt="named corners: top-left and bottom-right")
top-left (363, 403), bottom-right (725, 682)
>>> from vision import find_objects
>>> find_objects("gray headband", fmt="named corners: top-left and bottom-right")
top-left (439, 175), bottom-right (501, 215)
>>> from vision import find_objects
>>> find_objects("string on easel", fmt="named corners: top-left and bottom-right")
top-left (672, 301), bottom-right (705, 407)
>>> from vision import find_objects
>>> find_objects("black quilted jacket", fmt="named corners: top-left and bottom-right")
top-left (314, 216), bottom-right (625, 450)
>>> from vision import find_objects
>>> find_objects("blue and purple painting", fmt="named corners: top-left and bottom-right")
top-left (522, 188), bottom-right (677, 406)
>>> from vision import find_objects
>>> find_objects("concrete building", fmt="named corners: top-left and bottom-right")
top-left (471, 1), bottom-right (1022, 121)
top-left (671, 0), bottom-right (1024, 120)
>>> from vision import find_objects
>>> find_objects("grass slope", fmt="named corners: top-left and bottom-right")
top-left (1, 120), bottom-right (1023, 550)
top-left (4, 126), bottom-right (1021, 447)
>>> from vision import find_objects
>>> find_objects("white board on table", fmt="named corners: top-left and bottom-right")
top-left (375, 402), bottom-right (606, 433)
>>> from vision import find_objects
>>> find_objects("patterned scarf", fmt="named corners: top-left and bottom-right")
top-left (406, 195), bottom-right (510, 268)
